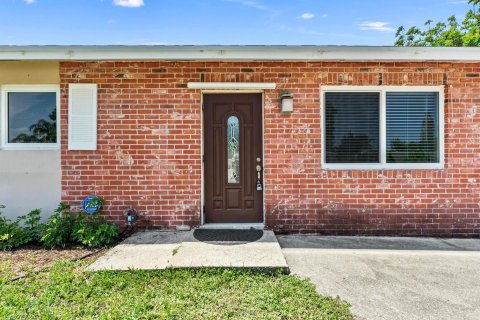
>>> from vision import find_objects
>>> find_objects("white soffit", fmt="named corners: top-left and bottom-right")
top-left (0, 45), bottom-right (480, 61)
top-left (187, 82), bottom-right (276, 90)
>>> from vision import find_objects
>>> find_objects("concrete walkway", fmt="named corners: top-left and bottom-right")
top-left (88, 231), bottom-right (480, 319)
top-left (279, 236), bottom-right (480, 320)
top-left (88, 230), bottom-right (288, 272)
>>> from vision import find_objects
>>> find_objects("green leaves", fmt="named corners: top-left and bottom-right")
top-left (70, 213), bottom-right (120, 248)
top-left (42, 202), bottom-right (120, 249)
top-left (41, 211), bottom-right (80, 248)
top-left (0, 209), bottom-right (44, 250)
top-left (0, 219), bottom-right (24, 250)
top-left (395, 0), bottom-right (480, 46)
top-left (2, 200), bottom-right (120, 250)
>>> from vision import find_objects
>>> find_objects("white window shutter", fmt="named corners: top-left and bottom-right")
top-left (68, 84), bottom-right (97, 150)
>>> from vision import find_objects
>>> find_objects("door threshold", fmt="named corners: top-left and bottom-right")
top-left (200, 223), bottom-right (265, 230)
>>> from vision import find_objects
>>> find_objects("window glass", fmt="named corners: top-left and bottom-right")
top-left (227, 115), bottom-right (240, 183)
top-left (7, 92), bottom-right (57, 144)
top-left (325, 92), bottom-right (380, 163)
top-left (386, 92), bottom-right (438, 163)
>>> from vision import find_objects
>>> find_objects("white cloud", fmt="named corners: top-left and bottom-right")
top-left (113, 0), bottom-right (144, 8)
top-left (299, 13), bottom-right (315, 20)
top-left (358, 21), bottom-right (394, 32)
top-left (225, 0), bottom-right (279, 22)
top-left (24, 0), bottom-right (35, 4)
top-left (321, 13), bottom-right (328, 18)
top-left (226, 0), bottom-right (268, 11)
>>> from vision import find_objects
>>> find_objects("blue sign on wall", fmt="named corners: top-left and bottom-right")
top-left (82, 195), bottom-right (102, 215)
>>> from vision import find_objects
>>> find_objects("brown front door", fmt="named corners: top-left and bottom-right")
top-left (204, 94), bottom-right (263, 223)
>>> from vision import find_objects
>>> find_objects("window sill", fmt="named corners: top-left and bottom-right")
top-left (321, 163), bottom-right (444, 170)
top-left (0, 145), bottom-right (60, 151)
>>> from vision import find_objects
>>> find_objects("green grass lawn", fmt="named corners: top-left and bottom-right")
top-left (0, 258), bottom-right (353, 319)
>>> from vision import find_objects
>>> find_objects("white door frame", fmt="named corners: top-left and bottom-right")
top-left (200, 89), bottom-right (266, 227)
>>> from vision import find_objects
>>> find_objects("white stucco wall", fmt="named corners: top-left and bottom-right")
top-left (0, 151), bottom-right (61, 220)
top-left (0, 61), bottom-right (61, 220)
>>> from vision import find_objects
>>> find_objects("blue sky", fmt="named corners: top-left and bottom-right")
top-left (0, 0), bottom-right (473, 45)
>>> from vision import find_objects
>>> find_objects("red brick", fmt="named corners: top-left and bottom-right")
top-left (59, 61), bottom-right (480, 236)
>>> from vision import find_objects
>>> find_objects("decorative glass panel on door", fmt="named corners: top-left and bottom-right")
top-left (227, 115), bottom-right (240, 183)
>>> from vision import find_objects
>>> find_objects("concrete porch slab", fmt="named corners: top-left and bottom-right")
top-left (87, 230), bottom-right (288, 272)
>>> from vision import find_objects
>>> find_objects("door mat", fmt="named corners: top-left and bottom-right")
top-left (193, 229), bottom-right (263, 245)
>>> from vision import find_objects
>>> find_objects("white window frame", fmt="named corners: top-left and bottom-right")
top-left (320, 86), bottom-right (445, 170)
top-left (0, 85), bottom-right (60, 150)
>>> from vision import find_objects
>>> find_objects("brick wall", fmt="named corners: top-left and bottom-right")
top-left (60, 61), bottom-right (480, 237)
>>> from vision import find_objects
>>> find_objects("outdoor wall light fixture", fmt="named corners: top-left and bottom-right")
top-left (280, 90), bottom-right (293, 114)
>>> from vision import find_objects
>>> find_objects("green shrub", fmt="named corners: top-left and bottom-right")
top-left (71, 214), bottom-right (120, 248)
top-left (41, 203), bottom-right (83, 248)
top-left (17, 209), bottom-right (44, 243)
top-left (1, 199), bottom-right (120, 250)
top-left (0, 215), bottom-right (25, 250)
top-left (0, 208), bottom-right (44, 250)
top-left (41, 201), bottom-right (120, 248)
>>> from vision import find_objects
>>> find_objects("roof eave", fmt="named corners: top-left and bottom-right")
top-left (0, 45), bottom-right (479, 61)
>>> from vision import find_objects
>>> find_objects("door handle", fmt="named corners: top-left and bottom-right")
top-left (256, 165), bottom-right (262, 180)
top-left (256, 165), bottom-right (263, 191)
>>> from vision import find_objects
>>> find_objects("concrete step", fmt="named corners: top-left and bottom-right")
top-left (87, 230), bottom-right (289, 273)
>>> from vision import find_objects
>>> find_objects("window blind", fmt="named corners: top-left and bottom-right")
top-left (325, 92), bottom-right (380, 163)
top-left (386, 92), bottom-right (439, 163)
